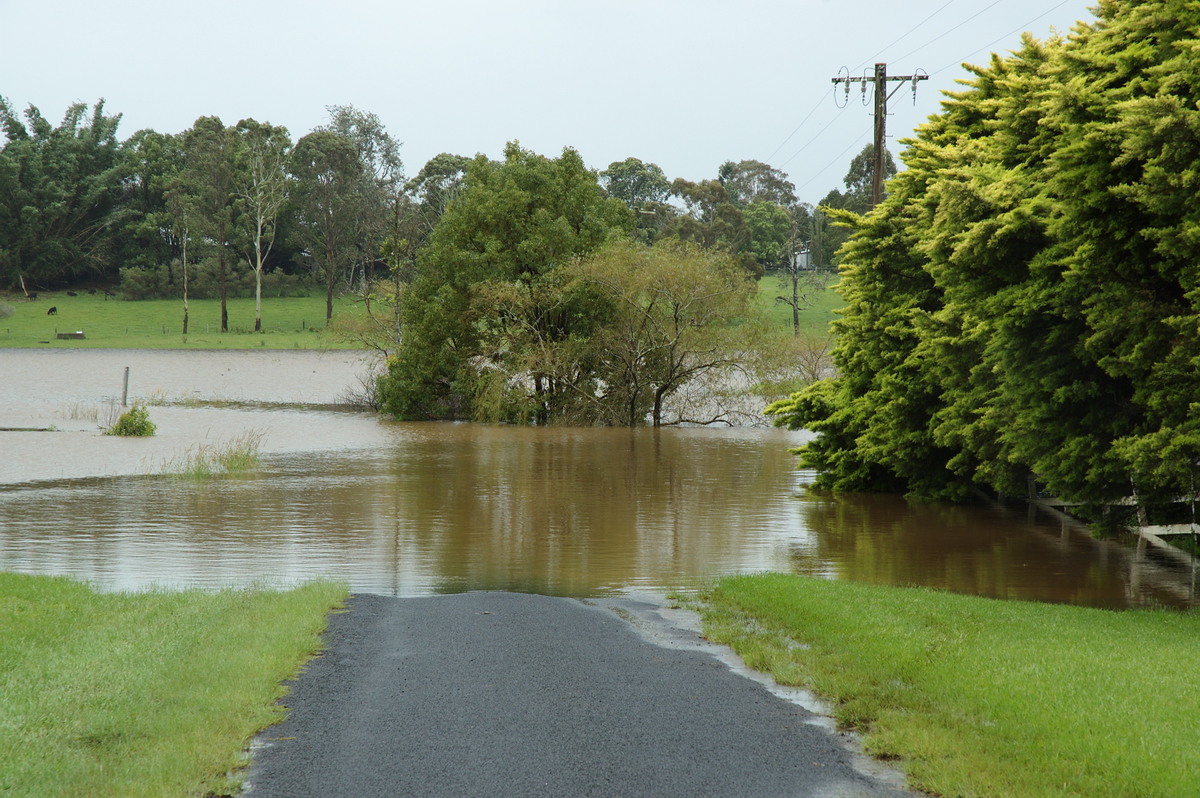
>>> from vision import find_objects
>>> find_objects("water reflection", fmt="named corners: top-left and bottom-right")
top-left (788, 489), bottom-right (1198, 609)
top-left (0, 419), bottom-right (1195, 608)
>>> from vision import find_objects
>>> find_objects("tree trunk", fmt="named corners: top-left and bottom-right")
top-left (325, 243), bottom-right (336, 326)
top-left (218, 250), bottom-right (229, 332)
top-left (182, 231), bottom-right (189, 335)
top-left (255, 228), bottom-right (264, 333)
top-left (792, 271), bottom-right (800, 337)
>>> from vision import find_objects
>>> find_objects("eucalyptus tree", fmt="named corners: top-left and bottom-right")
top-left (600, 157), bottom-right (671, 243)
top-left (664, 178), bottom-right (756, 273)
top-left (178, 116), bottom-right (238, 331)
top-left (0, 98), bottom-right (125, 290)
top-left (816, 144), bottom-right (898, 264)
top-left (290, 129), bottom-right (364, 325)
top-left (234, 119), bottom-right (291, 331)
top-left (717, 159), bottom-right (797, 209)
top-left (394, 152), bottom-right (470, 278)
top-left (319, 105), bottom-right (403, 290)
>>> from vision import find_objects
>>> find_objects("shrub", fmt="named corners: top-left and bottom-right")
top-left (106, 404), bottom-right (156, 436)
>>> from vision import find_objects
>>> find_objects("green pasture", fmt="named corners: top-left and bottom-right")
top-left (0, 292), bottom-right (368, 349)
top-left (756, 270), bottom-right (842, 340)
top-left (2, 276), bottom-right (844, 351)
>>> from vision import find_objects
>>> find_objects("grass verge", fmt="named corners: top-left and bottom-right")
top-left (0, 573), bottom-right (347, 797)
top-left (696, 573), bottom-right (1200, 798)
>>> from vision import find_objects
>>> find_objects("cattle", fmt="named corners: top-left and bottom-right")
top-left (47, 306), bottom-right (57, 315)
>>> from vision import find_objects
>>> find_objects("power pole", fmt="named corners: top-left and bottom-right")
top-left (832, 63), bottom-right (928, 208)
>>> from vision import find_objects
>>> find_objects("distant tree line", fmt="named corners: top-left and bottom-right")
top-left (0, 97), bottom-right (866, 328)
top-left (0, 90), bottom-right (885, 423)
top-left (768, 0), bottom-right (1200, 511)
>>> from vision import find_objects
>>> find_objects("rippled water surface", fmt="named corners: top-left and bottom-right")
top-left (1, 349), bottom-right (1195, 606)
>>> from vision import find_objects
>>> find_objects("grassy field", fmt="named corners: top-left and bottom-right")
top-left (0, 292), bottom-right (368, 349)
top-left (756, 269), bottom-right (843, 340)
top-left (697, 573), bottom-right (1200, 798)
top-left (1, 277), bottom-right (844, 351)
top-left (0, 573), bottom-right (347, 797)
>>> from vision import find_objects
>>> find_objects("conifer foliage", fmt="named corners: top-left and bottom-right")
top-left (768, 1), bottom-right (1200, 506)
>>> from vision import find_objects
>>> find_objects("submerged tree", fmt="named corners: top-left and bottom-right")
top-left (571, 239), bottom-right (760, 427)
top-left (378, 142), bottom-right (633, 421)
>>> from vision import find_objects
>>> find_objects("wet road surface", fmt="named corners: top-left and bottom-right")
top-left (246, 592), bottom-right (912, 797)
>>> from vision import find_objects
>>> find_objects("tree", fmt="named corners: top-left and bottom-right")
top-left (600, 157), bottom-right (670, 210)
top-left (743, 200), bottom-right (792, 272)
top-left (115, 128), bottom-right (183, 275)
top-left (572, 239), bottom-right (761, 426)
top-left (770, 1), bottom-right (1200, 511)
top-left (290, 129), bottom-right (364, 325)
top-left (178, 117), bottom-right (238, 331)
top-left (379, 142), bottom-right (633, 421)
top-left (319, 105), bottom-right (403, 292)
top-left (0, 98), bottom-right (125, 289)
top-left (717, 159), bottom-right (797, 208)
top-left (821, 144), bottom-right (897, 215)
top-left (234, 119), bottom-right (291, 332)
top-left (663, 178), bottom-right (757, 274)
top-left (818, 144), bottom-right (899, 265)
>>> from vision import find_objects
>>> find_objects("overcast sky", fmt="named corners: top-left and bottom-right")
top-left (3, 0), bottom-right (1096, 204)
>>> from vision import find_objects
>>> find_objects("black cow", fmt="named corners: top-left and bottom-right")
top-left (47, 306), bottom-right (57, 315)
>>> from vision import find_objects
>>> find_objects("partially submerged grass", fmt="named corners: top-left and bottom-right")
top-left (697, 573), bottom-right (1200, 798)
top-left (163, 430), bottom-right (264, 478)
top-left (0, 573), bottom-right (347, 797)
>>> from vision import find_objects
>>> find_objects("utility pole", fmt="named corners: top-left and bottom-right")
top-left (832, 63), bottom-right (928, 208)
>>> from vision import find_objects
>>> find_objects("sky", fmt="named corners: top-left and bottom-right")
top-left (2, 0), bottom-right (1098, 204)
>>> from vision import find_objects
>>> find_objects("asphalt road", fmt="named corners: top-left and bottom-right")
top-left (245, 592), bottom-right (912, 797)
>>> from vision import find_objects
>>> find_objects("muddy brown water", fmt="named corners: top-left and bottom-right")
top-left (1, 349), bottom-right (1195, 607)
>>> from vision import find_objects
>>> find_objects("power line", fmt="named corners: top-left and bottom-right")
top-left (931, 0), bottom-right (1077, 75)
top-left (852, 0), bottom-right (957, 73)
top-left (777, 110), bottom-right (850, 169)
top-left (763, 85), bottom-right (835, 165)
top-left (769, 1), bottom-right (953, 169)
top-left (832, 64), bottom-right (929, 207)
top-left (891, 0), bottom-right (1006, 64)
top-left (792, 131), bottom-right (869, 195)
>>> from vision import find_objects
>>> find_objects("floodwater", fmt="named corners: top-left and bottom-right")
top-left (1, 349), bottom-right (1196, 607)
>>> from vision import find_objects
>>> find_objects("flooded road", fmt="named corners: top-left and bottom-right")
top-left (1, 349), bottom-right (1195, 607)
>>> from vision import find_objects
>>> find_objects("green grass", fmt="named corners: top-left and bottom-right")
top-left (697, 573), bottom-right (1200, 798)
top-left (756, 270), bottom-right (843, 339)
top-left (0, 573), bottom-right (347, 797)
top-left (0, 292), bottom-right (369, 349)
top-left (162, 430), bottom-right (265, 478)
